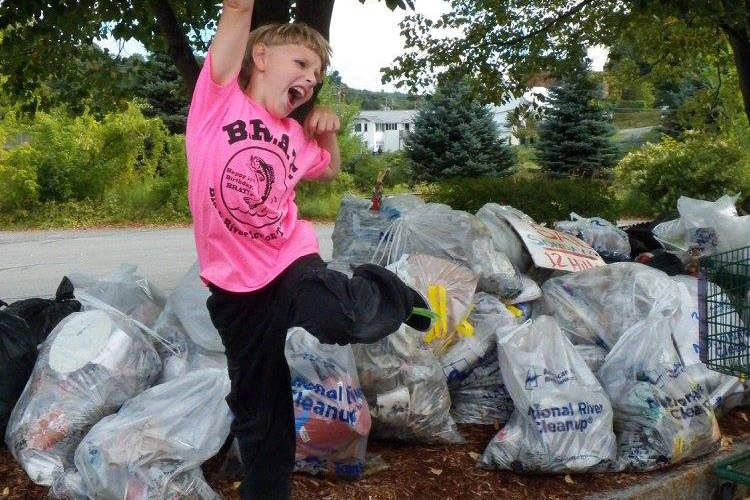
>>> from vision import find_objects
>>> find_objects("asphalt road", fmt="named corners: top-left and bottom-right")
top-left (0, 224), bottom-right (334, 302)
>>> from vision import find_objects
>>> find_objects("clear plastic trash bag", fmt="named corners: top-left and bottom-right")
top-left (598, 309), bottom-right (721, 471)
top-left (538, 262), bottom-right (681, 348)
top-left (445, 293), bottom-right (517, 425)
top-left (403, 254), bottom-right (477, 356)
top-left (554, 213), bottom-right (631, 261)
top-left (373, 203), bottom-right (523, 300)
top-left (653, 194), bottom-right (750, 255)
top-left (151, 298), bottom-right (226, 384)
top-left (5, 310), bottom-right (161, 486)
top-left (69, 264), bottom-right (165, 329)
top-left (479, 316), bottom-right (617, 473)
top-left (671, 275), bottom-right (749, 415)
top-left (574, 344), bottom-right (609, 374)
top-left (151, 265), bottom-right (227, 384)
top-left (331, 194), bottom-right (423, 270)
top-left (475, 203), bottom-right (534, 272)
top-left (52, 368), bottom-right (231, 500)
top-left (169, 264), bottom-right (224, 353)
top-left (287, 327), bottom-right (371, 478)
top-left (353, 257), bottom-right (464, 445)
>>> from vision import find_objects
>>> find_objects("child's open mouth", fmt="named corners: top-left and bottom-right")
top-left (288, 86), bottom-right (306, 108)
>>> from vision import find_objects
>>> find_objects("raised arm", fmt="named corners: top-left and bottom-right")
top-left (209, 0), bottom-right (255, 86)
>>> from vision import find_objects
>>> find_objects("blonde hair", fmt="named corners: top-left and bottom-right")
top-left (238, 23), bottom-right (331, 90)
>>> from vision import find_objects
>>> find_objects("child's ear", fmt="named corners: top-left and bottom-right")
top-left (251, 44), bottom-right (268, 72)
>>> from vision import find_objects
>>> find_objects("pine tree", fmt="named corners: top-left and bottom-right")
top-left (536, 60), bottom-right (619, 177)
top-left (405, 78), bottom-right (516, 181)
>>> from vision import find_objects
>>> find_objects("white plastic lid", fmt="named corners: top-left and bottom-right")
top-left (48, 311), bottom-right (113, 374)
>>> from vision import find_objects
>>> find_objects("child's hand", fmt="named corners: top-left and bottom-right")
top-left (304, 106), bottom-right (340, 138)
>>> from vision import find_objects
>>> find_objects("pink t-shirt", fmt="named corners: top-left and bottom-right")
top-left (186, 51), bottom-right (331, 292)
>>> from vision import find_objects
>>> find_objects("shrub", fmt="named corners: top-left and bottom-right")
top-left (615, 131), bottom-right (750, 215)
top-left (0, 144), bottom-right (39, 210)
top-left (350, 151), bottom-right (412, 191)
top-left (296, 171), bottom-right (357, 220)
top-left (424, 176), bottom-right (620, 224)
top-left (24, 103), bottom-right (170, 202)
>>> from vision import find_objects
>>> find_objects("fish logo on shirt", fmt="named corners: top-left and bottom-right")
top-left (220, 146), bottom-right (288, 229)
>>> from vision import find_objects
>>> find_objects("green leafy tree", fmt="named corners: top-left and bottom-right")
top-left (536, 59), bottom-right (618, 177)
top-left (383, 1), bottom-right (750, 125)
top-left (0, 0), bottom-right (412, 115)
top-left (405, 78), bottom-right (516, 181)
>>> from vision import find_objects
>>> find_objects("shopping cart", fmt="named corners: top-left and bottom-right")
top-left (699, 245), bottom-right (750, 498)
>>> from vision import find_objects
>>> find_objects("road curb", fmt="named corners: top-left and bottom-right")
top-left (585, 439), bottom-right (750, 500)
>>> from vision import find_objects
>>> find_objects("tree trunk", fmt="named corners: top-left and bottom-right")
top-left (147, 0), bottom-right (201, 95)
top-left (721, 23), bottom-right (750, 125)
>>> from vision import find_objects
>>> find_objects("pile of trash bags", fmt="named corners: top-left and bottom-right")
top-left (2, 191), bottom-right (748, 498)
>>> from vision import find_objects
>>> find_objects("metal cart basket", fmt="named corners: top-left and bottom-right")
top-left (699, 245), bottom-right (750, 489)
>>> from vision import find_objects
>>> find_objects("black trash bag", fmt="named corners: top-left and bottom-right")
top-left (0, 277), bottom-right (81, 441)
top-left (0, 309), bottom-right (36, 440)
top-left (4, 277), bottom-right (81, 345)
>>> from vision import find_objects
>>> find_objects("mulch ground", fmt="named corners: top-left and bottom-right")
top-left (2, 408), bottom-right (749, 500)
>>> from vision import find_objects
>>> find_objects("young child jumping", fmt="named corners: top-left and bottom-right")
top-left (185, 2), bottom-right (430, 499)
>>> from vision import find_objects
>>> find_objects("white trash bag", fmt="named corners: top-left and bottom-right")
top-left (445, 293), bottom-right (517, 425)
top-left (69, 264), bottom-right (165, 329)
top-left (5, 310), bottom-right (161, 486)
top-left (287, 327), bottom-right (371, 478)
top-left (555, 213), bottom-right (631, 261)
top-left (479, 316), bottom-right (617, 473)
top-left (538, 262), bottom-right (681, 348)
top-left (53, 368), bottom-right (231, 500)
top-left (598, 309), bottom-right (721, 471)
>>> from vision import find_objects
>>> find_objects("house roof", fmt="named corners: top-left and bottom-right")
top-left (355, 109), bottom-right (418, 124)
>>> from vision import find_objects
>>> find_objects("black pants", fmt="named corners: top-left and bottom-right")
top-left (206, 254), bottom-right (420, 500)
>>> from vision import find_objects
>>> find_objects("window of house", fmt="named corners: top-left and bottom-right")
top-left (354, 123), bottom-right (361, 132)
top-left (376, 123), bottom-right (385, 132)
top-left (405, 123), bottom-right (410, 131)
top-left (364, 123), bottom-right (368, 132)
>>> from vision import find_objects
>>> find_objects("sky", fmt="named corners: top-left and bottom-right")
top-left (97, 1), bottom-right (609, 93)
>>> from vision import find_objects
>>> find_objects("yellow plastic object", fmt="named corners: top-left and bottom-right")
top-left (456, 319), bottom-right (475, 337)
top-left (423, 284), bottom-right (448, 344)
top-left (506, 304), bottom-right (524, 318)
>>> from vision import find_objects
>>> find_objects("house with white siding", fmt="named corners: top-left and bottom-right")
top-left (353, 110), bottom-right (418, 153)
top-left (352, 87), bottom-right (548, 151)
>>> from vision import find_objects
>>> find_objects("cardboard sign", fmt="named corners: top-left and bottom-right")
top-left (504, 216), bottom-right (605, 272)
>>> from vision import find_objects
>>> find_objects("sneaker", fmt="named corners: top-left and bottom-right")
top-left (404, 287), bottom-right (436, 332)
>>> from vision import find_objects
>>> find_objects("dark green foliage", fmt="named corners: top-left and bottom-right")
top-left (425, 176), bottom-right (620, 225)
top-left (405, 78), bottom-right (516, 181)
top-left (130, 52), bottom-right (191, 134)
top-left (536, 61), bottom-right (619, 177)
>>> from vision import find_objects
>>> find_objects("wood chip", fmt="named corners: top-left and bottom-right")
top-left (564, 474), bottom-right (575, 484)
top-left (429, 467), bottom-right (443, 476)
top-left (232, 481), bottom-right (241, 490)
top-left (1, 487), bottom-right (8, 497)
top-left (741, 412), bottom-right (748, 422)
top-left (468, 451), bottom-right (480, 460)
